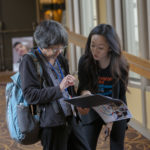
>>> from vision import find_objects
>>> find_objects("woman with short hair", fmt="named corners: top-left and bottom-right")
top-left (20, 20), bottom-right (90, 150)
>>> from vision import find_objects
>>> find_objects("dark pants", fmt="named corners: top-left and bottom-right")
top-left (41, 116), bottom-right (90, 150)
top-left (83, 118), bottom-right (127, 150)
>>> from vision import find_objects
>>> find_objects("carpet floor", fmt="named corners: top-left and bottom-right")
top-left (0, 85), bottom-right (150, 150)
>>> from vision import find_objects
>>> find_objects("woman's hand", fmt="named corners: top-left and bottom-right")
top-left (77, 90), bottom-right (91, 115)
top-left (77, 107), bottom-right (90, 115)
top-left (59, 74), bottom-right (76, 91)
top-left (81, 90), bottom-right (91, 96)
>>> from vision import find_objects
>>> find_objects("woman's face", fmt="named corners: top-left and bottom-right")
top-left (90, 35), bottom-right (110, 61)
top-left (42, 45), bottom-right (66, 59)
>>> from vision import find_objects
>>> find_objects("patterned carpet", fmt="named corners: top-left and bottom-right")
top-left (0, 84), bottom-right (150, 150)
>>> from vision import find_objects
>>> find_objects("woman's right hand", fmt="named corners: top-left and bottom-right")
top-left (77, 90), bottom-right (91, 115)
top-left (59, 74), bottom-right (76, 91)
top-left (77, 107), bottom-right (90, 115)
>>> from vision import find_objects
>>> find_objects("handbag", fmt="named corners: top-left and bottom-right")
top-left (17, 104), bottom-right (40, 145)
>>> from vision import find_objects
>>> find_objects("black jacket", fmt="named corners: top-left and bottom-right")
top-left (77, 55), bottom-right (127, 124)
top-left (19, 48), bottom-right (76, 127)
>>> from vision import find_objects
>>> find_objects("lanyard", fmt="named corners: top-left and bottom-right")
top-left (37, 47), bottom-right (64, 82)
top-left (48, 60), bottom-right (64, 82)
top-left (37, 47), bottom-right (43, 55)
top-left (37, 47), bottom-right (69, 96)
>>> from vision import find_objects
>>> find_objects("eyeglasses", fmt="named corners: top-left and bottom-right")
top-left (48, 46), bottom-right (68, 53)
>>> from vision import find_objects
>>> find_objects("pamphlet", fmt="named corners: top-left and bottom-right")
top-left (64, 94), bottom-right (132, 123)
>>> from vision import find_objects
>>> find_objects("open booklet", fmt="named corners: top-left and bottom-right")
top-left (64, 94), bottom-right (132, 123)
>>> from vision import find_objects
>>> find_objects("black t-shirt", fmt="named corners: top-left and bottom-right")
top-left (98, 64), bottom-right (113, 97)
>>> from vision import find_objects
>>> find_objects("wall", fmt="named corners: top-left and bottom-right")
top-left (127, 85), bottom-right (150, 139)
top-left (126, 86), bottom-right (143, 124)
top-left (146, 91), bottom-right (150, 130)
top-left (98, 0), bottom-right (107, 24)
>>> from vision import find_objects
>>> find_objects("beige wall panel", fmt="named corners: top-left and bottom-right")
top-left (146, 91), bottom-right (150, 129)
top-left (126, 87), bottom-right (142, 123)
top-left (98, 0), bottom-right (107, 24)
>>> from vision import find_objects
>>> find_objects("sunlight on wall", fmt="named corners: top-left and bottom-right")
top-left (126, 87), bottom-right (142, 124)
top-left (99, 0), bottom-right (107, 23)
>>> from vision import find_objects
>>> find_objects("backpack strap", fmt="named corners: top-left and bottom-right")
top-left (27, 52), bottom-right (43, 84)
top-left (26, 52), bottom-right (43, 115)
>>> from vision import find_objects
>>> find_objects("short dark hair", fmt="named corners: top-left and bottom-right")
top-left (34, 20), bottom-right (68, 49)
top-left (13, 42), bottom-right (21, 48)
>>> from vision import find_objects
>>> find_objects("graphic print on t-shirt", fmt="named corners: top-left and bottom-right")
top-left (98, 76), bottom-right (113, 97)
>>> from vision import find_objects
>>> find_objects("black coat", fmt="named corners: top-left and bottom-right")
top-left (77, 55), bottom-right (127, 124)
top-left (19, 48), bottom-right (76, 127)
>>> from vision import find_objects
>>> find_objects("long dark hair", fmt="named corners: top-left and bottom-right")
top-left (83, 24), bottom-right (129, 93)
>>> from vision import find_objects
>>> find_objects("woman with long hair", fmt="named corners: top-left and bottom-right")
top-left (77, 24), bottom-right (129, 150)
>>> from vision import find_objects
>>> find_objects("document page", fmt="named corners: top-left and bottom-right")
top-left (92, 102), bottom-right (132, 123)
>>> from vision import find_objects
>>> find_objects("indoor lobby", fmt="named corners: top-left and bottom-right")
top-left (0, 0), bottom-right (150, 150)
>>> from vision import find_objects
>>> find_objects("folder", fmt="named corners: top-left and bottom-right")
top-left (64, 94), bottom-right (122, 108)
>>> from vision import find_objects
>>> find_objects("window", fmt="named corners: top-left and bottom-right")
top-left (122, 0), bottom-right (140, 80)
top-left (79, 0), bottom-right (98, 37)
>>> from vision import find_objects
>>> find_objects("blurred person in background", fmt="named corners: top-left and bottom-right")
top-left (13, 42), bottom-right (29, 60)
top-left (13, 42), bottom-right (29, 71)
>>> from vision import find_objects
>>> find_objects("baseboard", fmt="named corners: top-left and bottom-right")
top-left (129, 119), bottom-right (150, 140)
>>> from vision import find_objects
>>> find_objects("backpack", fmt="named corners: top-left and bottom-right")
top-left (5, 53), bottom-right (42, 145)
